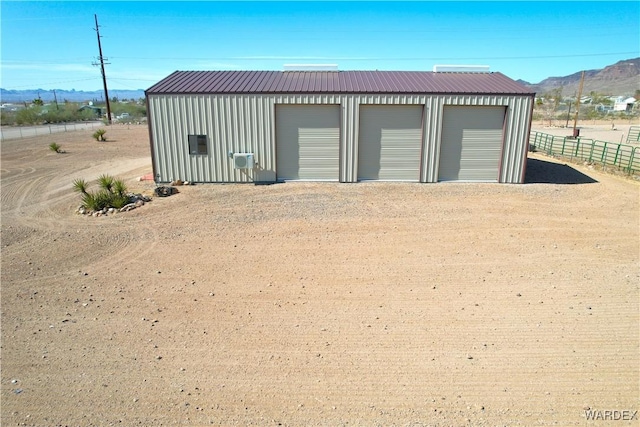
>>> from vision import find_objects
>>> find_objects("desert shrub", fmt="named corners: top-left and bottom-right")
top-left (1, 110), bottom-right (17, 125)
top-left (49, 142), bottom-right (62, 153)
top-left (92, 129), bottom-right (107, 141)
top-left (72, 178), bottom-right (88, 194)
top-left (112, 179), bottom-right (127, 197)
top-left (98, 174), bottom-right (114, 192)
top-left (110, 193), bottom-right (130, 209)
top-left (15, 107), bottom-right (41, 125)
top-left (73, 174), bottom-right (129, 211)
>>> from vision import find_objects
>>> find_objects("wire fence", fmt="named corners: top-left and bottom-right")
top-left (0, 121), bottom-right (104, 142)
top-left (530, 131), bottom-right (640, 175)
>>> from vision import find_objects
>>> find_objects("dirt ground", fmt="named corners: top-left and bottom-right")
top-left (1, 124), bottom-right (638, 426)
top-left (531, 121), bottom-right (639, 145)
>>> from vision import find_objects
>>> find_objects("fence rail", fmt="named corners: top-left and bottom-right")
top-left (627, 126), bottom-right (640, 144)
top-left (0, 121), bottom-right (104, 141)
top-left (530, 131), bottom-right (640, 175)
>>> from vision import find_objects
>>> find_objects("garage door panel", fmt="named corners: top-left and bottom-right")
top-left (276, 105), bottom-right (340, 181)
top-left (359, 105), bottom-right (423, 181)
top-left (439, 106), bottom-right (505, 182)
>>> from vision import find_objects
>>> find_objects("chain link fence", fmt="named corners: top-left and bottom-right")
top-left (530, 131), bottom-right (640, 175)
top-left (0, 121), bottom-right (104, 142)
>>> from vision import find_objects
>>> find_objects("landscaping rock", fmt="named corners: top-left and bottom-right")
top-left (154, 186), bottom-right (178, 197)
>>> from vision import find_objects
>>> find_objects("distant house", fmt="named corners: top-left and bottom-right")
top-left (613, 97), bottom-right (636, 112)
top-left (0, 103), bottom-right (25, 112)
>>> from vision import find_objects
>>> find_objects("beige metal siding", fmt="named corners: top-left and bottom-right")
top-left (439, 106), bottom-right (506, 182)
top-left (501, 96), bottom-right (534, 183)
top-left (358, 105), bottom-right (423, 181)
top-left (148, 92), bottom-right (533, 184)
top-left (275, 105), bottom-right (340, 181)
top-left (148, 95), bottom-right (276, 183)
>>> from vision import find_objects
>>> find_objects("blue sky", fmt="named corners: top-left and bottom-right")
top-left (1, 1), bottom-right (639, 92)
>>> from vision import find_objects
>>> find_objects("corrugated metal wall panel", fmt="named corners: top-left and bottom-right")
top-left (341, 96), bottom-right (359, 182)
top-left (500, 96), bottom-right (533, 183)
top-left (149, 95), bottom-right (276, 183)
top-left (422, 97), bottom-right (443, 182)
top-left (149, 93), bottom-right (533, 184)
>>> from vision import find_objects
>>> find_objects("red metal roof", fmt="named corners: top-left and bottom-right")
top-left (146, 70), bottom-right (534, 95)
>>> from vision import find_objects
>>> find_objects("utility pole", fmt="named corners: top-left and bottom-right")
top-left (572, 71), bottom-right (585, 137)
top-left (53, 90), bottom-right (59, 110)
top-left (93, 14), bottom-right (112, 124)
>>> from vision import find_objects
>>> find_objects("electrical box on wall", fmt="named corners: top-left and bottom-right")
top-left (233, 153), bottom-right (255, 169)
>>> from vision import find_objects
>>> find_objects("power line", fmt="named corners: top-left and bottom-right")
top-left (108, 51), bottom-right (638, 62)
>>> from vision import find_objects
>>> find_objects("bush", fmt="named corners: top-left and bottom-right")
top-left (49, 142), bottom-right (62, 153)
top-left (73, 174), bottom-right (129, 211)
top-left (15, 107), bottom-right (41, 125)
top-left (1, 110), bottom-right (17, 125)
top-left (92, 129), bottom-right (107, 141)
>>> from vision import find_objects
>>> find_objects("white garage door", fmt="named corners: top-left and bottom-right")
top-left (276, 105), bottom-right (340, 181)
top-left (439, 106), bottom-right (506, 182)
top-left (358, 105), bottom-right (423, 181)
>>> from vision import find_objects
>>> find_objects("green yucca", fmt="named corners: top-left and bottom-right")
top-left (110, 193), bottom-right (130, 209)
top-left (74, 174), bottom-right (129, 211)
top-left (98, 174), bottom-right (114, 192)
top-left (81, 192), bottom-right (99, 211)
top-left (92, 129), bottom-right (107, 141)
top-left (112, 178), bottom-right (127, 198)
top-left (72, 178), bottom-right (88, 194)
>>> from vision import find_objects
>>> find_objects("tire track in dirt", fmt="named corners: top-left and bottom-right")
top-left (2, 152), bottom-right (160, 278)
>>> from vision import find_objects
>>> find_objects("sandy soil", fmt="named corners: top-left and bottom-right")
top-left (531, 121), bottom-right (640, 145)
top-left (1, 125), bottom-right (638, 426)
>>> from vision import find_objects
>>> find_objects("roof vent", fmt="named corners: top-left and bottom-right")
top-left (433, 65), bottom-right (490, 73)
top-left (283, 64), bottom-right (338, 71)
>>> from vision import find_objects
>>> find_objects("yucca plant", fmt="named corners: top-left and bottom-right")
top-left (110, 193), bottom-right (130, 209)
top-left (49, 142), bottom-right (62, 153)
top-left (112, 179), bottom-right (127, 198)
top-left (74, 174), bottom-right (130, 212)
top-left (72, 178), bottom-right (88, 195)
top-left (92, 129), bottom-right (107, 141)
top-left (81, 192), bottom-right (99, 211)
top-left (93, 190), bottom-right (113, 210)
top-left (98, 174), bottom-right (114, 192)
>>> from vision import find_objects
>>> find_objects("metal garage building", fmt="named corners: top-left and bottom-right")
top-left (146, 70), bottom-right (535, 184)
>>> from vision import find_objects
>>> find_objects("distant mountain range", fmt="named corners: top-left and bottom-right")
top-left (1, 58), bottom-right (638, 103)
top-left (518, 58), bottom-right (640, 96)
top-left (0, 88), bottom-right (146, 104)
